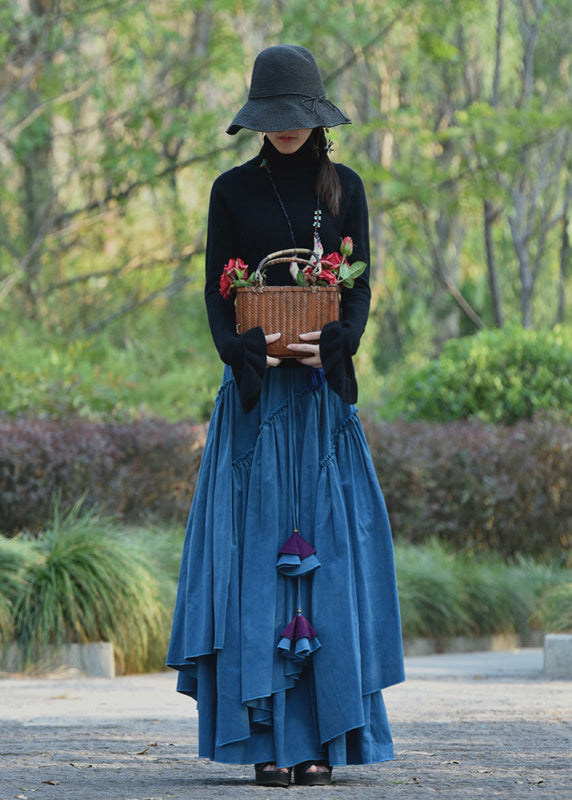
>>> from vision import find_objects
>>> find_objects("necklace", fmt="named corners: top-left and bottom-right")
top-left (260, 158), bottom-right (323, 257)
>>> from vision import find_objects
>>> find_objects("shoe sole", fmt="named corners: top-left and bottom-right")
top-left (295, 774), bottom-right (332, 786)
top-left (255, 772), bottom-right (291, 787)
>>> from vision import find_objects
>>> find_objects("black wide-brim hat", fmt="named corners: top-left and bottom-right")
top-left (227, 44), bottom-right (351, 135)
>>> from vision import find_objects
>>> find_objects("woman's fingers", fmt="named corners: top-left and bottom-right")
top-left (263, 331), bottom-right (323, 366)
top-left (287, 343), bottom-right (317, 355)
top-left (266, 332), bottom-right (282, 367)
top-left (287, 339), bottom-right (322, 367)
top-left (298, 330), bottom-right (321, 342)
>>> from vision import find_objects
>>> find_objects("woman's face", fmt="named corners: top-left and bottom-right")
top-left (265, 128), bottom-right (313, 154)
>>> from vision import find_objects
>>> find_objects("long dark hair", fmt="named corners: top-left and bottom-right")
top-left (311, 127), bottom-right (341, 217)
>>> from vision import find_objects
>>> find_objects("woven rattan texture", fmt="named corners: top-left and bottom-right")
top-left (235, 285), bottom-right (340, 358)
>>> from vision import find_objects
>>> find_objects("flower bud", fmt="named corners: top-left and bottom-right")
top-left (340, 236), bottom-right (353, 257)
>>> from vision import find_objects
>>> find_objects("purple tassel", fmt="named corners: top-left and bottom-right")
top-left (278, 611), bottom-right (321, 660)
top-left (277, 530), bottom-right (320, 576)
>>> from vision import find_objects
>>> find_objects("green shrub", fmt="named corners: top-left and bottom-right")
top-left (455, 555), bottom-right (559, 638)
top-left (382, 325), bottom-right (572, 424)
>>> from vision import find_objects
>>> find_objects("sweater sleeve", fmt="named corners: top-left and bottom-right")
top-left (319, 171), bottom-right (371, 404)
top-left (204, 178), bottom-right (267, 413)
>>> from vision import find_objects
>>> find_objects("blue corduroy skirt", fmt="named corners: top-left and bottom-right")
top-left (167, 365), bottom-right (404, 768)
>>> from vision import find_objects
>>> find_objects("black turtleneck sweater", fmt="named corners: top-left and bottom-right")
top-left (204, 136), bottom-right (371, 412)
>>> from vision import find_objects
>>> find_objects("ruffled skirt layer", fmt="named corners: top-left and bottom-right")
top-left (167, 365), bottom-right (404, 767)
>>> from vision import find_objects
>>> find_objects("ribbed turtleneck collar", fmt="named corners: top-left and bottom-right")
top-left (258, 135), bottom-right (317, 172)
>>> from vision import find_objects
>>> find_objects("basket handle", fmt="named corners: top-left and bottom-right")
top-left (256, 248), bottom-right (319, 277)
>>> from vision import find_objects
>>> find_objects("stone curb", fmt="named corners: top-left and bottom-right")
top-left (543, 633), bottom-right (572, 678)
top-left (402, 630), bottom-right (543, 657)
top-left (2, 642), bottom-right (115, 678)
top-left (2, 633), bottom-right (548, 680)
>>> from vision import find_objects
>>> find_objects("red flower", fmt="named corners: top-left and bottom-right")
top-left (319, 268), bottom-right (338, 285)
top-left (321, 251), bottom-right (343, 270)
top-left (220, 257), bottom-right (249, 298)
top-left (227, 257), bottom-right (248, 276)
top-left (220, 269), bottom-right (233, 299)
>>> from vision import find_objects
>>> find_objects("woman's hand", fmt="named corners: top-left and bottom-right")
top-left (266, 332), bottom-right (282, 367)
top-left (287, 330), bottom-right (322, 367)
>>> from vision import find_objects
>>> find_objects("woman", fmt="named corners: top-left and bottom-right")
top-left (167, 44), bottom-right (404, 787)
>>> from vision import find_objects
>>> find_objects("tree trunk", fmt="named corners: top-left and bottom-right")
top-left (16, 1), bottom-right (55, 315)
top-left (482, 0), bottom-right (505, 328)
top-left (483, 199), bottom-right (504, 327)
top-left (509, 200), bottom-right (534, 328)
top-left (516, 0), bottom-right (543, 109)
top-left (353, 47), bottom-right (387, 282)
top-left (555, 182), bottom-right (570, 325)
top-left (508, 0), bottom-right (543, 327)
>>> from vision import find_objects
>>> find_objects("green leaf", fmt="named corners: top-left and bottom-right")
top-left (341, 260), bottom-right (367, 283)
top-left (339, 260), bottom-right (351, 281)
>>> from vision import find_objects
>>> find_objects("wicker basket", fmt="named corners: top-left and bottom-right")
top-left (235, 249), bottom-right (340, 359)
top-left (236, 285), bottom-right (340, 358)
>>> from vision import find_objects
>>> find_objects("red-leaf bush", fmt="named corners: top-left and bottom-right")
top-left (0, 418), bottom-right (206, 534)
top-left (362, 416), bottom-right (572, 558)
top-left (1, 416), bottom-right (570, 558)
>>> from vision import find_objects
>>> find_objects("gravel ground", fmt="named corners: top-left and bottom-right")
top-left (1, 650), bottom-right (570, 800)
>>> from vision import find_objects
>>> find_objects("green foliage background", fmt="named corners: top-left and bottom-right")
top-left (1, 0), bottom-right (571, 421)
top-left (1, 1), bottom-right (570, 668)
top-left (381, 325), bottom-right (572, 424)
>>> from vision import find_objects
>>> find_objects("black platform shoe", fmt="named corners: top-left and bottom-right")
top-left (254, 762), bottom-right (292, 787)
top-left (293, 760), bottom-right (332, 786)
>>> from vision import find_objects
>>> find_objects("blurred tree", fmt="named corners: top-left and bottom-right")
top-left (356, 0), bottom-right (572, 367)
top-left (0, 0), bottom-right (570, 364)
top-left (0, 0), bottom-right (248, 329)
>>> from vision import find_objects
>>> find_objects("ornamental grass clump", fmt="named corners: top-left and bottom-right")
top-left (0, 537), bottom-right (37, 646)
top-left (394, 539), bottom-right (565, 641)
top-left (534, 582), bottom-right (572, 633)
top-left (9, 505), bottom-right (171, 673)
top-left (454, 556), bottom-right (557, 637)
top-left (394, 540), bottom-right (471, 639)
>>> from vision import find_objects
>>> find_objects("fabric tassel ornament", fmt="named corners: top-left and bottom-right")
top-left (277, 529), bottom-right (321, 576)
top-left (278, 611), bottom-right (321, 660)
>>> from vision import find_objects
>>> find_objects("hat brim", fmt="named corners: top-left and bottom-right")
top-left (226, 94), bottom-right (351, 135)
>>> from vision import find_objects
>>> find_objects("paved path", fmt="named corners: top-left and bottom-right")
top-left (1, 649), bottom-right (571, 800)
